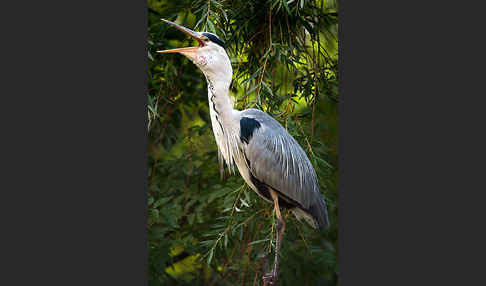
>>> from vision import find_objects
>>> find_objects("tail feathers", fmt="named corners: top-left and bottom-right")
top-left (291, 196), bottom-right (330, 230)
top-left (308, 196), bottom-right (330, 230)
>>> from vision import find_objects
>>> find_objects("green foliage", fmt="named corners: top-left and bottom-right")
top-left (148, 0), bottom-right (338, 285)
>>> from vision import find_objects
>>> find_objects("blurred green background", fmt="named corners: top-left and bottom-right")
top-left (148, 0), bottom-right (338, 285)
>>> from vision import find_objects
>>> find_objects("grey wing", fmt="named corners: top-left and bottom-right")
top-left (238, 109), bottom-right (329, 229)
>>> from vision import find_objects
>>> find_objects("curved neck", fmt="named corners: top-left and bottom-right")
top-left (201, 58), bottom-right (240, 172)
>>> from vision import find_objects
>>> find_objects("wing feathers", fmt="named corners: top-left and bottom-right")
top-left (236, 109), bottom-right (329, 229)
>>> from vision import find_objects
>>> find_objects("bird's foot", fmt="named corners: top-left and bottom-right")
top-left (262, 272), bottom-right (277, 285)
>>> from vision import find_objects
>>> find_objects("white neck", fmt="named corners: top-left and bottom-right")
top-left (203, 67), bottom-right (240, 173)
top-left (206, 77), bottom-right (233, 117)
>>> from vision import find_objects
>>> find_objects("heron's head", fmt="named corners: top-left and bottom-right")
top-left (158, 19), bottom-right (232, 83)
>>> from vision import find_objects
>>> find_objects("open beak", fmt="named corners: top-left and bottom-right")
top-left (157, 19), bottom-right (204, 54)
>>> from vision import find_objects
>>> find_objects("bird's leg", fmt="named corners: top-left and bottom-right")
top-left (262, 188), bottom-right (286, 286)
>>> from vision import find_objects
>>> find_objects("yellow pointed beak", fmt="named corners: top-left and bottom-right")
top-left (157, 19), bottom-right (204, 54)
top-left (157, 47), bottom-right (199, 54)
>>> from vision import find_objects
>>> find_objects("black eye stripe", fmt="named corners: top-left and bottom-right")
top-left (201, 32), bottom-right (225, 49)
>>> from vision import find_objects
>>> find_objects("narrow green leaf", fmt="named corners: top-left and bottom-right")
top-left (241, 67), bottom-right (262, 86)
top-left (262, 82), bottom-right (273, 96)
top-left (207, 20), bottom-right (217, 34)
top-left (194, 11), bottom-right (207, 29)
top-left (244, 84), bottom-right (260, 97)
top-left (315, 156), bottom-right (333, 168)
top-left (193, 4), bottom-right (207, 15)
top-left (154, 196), bottom-right (172, 208)
top-left (207, 249), bottom-right (214, 265)
top-left (282, 0), bottom-right (291, 14)
top-left (248, 238), bottom-right (269, 246)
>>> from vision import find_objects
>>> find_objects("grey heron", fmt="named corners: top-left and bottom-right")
top-left (158, 19), bottom-right (330, 285)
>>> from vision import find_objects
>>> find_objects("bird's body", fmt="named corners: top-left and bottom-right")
top-left (158, 19), bottom-right (329, 284)
top-left (212, 105), bottom-right (329, 230)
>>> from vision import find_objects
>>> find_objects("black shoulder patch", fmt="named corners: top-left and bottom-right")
top-left (201, 32), bottom-right (226, 49)
top-left (240, 117), bottom-right (261, 144)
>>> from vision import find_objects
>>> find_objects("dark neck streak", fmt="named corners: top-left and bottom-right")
top-left (207, 78), bottom-right (225, 135)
